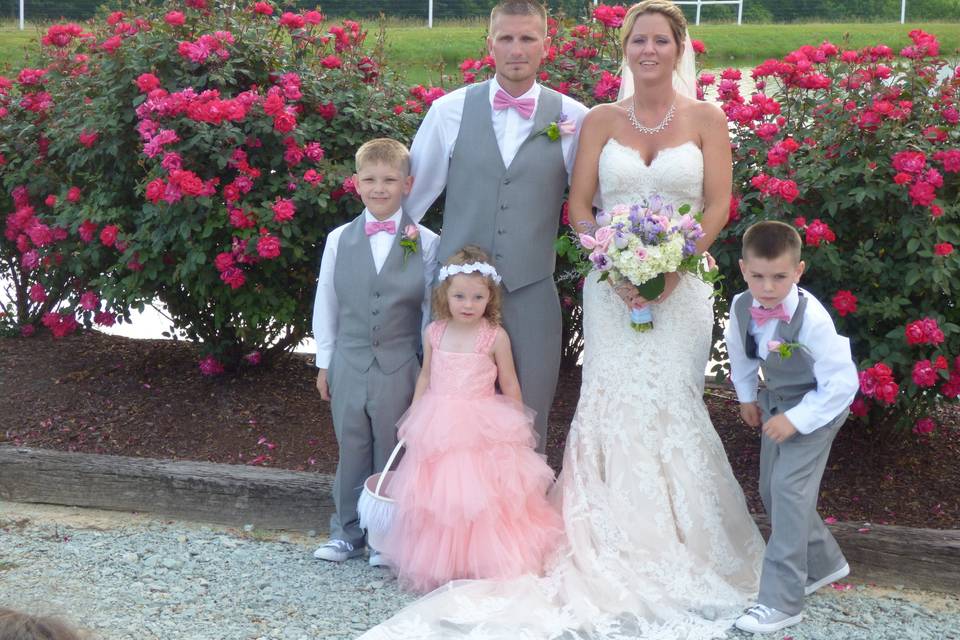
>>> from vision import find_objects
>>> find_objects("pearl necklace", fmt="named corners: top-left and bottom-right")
top-left (626, 99), bottom-right (676, 135)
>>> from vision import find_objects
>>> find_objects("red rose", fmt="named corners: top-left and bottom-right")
top-left (273, 110), bottom-right (297, 133)
top-left (778, 180), bottom-right (799, 203)
top-left (165, 11), bottom-right (186, 26)
top-left (145, 178), bottom-right (166, 203)
top-left (252, 2), bottom-right (273, 15)
top-left (257, 233), bottom-right (281, 259)
top-left (316, 101), bottom-right (337, 121)
top-left (831, 290), bottom-right (857, 316)
top-left (934, 243), bottom-right (954, 256)
top-left (912, 360), bottom-right (938, 387)
top-left (100, 225), bottom-right (119, 247)
top-left (320, 55), bottom-right (343, 69)
top-left (136, 73), bottom-right (161, 93)
top-left (67, 186), bottom-right (82, 203)
top-left (913, 418), bottom-right (936, 435)
top-left (271, 198), bottom-right (296, 222)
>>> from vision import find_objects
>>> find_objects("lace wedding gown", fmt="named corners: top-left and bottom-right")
top-left (359, 139), bottom-right (764, 640)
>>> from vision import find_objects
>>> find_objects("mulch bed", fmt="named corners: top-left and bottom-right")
top-left (2, 330), bottom-right (957, 530)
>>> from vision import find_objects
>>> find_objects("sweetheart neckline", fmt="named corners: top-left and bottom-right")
top-left (603, 138), bottom-right (701, 168)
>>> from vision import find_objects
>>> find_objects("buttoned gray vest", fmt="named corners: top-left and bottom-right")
top-left (734, 292), bottom-right (817, 413)
top-left (332, 214), bottom-right (424, 374)
top-left (440, 81), bottom-right (567, 292)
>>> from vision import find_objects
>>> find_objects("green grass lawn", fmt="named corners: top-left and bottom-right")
top-left (2, 18), bottom-right (958, 84)
top-left (0, 21), bottom-right (42, 71)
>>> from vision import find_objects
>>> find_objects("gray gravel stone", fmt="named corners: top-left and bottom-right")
top-left (1, 504), bottom-right (957, 640)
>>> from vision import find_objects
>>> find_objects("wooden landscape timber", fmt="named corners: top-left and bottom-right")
top-left (1, 445), bottom-right (958, 594)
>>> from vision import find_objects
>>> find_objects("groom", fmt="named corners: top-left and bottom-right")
top-left (405, 0), bottom-right (588, 451)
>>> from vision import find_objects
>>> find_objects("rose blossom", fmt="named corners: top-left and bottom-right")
top-left (831, 290), bottom-right (857, 316)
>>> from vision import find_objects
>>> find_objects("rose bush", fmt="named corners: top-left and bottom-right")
top-left (1, 1), bottom-right (423, 370)
top-left (711, 29), bottom-right (959, 433)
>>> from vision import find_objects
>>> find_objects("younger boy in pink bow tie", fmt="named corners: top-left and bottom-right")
top-left (725, 220), bottom-right (859, 635)
top-left (311, 138), bottom-right (439, 566)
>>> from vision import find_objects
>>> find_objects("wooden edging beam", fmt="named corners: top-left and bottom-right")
top-left (1, 446), bottom-right (957, 593)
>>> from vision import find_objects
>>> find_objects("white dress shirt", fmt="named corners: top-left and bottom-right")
top-left (312, 208), bottom-right (439, 369)
top-left (724, 285), bottom-right (859, 434)
top-left (404, 77), bottom-right (589, 223)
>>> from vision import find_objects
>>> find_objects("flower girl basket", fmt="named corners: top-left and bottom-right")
top-left (357, 438), bottom-right (405, 551)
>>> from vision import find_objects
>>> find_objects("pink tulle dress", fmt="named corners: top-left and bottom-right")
top-left (382, 319), bottom-right (564, 594)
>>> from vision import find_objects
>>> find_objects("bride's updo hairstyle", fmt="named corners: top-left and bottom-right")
top-left (620, 0), bottom-right (687, 61)
top-left (432, 245), bottom-right (503, 326)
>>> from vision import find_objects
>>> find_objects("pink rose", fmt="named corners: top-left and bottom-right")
top-left (403, 224), bottom-right (419, 240)
top-left (766, 340), bottom-right (783, 352)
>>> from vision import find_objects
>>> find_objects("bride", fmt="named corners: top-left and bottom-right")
top-left (360, 2), bottom-right (763, 638)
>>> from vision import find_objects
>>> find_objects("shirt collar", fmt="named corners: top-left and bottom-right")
top-left (363, 208), bottom-right (403, 226)
top-left (751, 284), bottom-right (799, 320)
top-left (489, 76), bottom-right (540, 105)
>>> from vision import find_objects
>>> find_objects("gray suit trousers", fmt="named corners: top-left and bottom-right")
top-left (501, 277), bottom-right (561, 453)
top-left (758, 409), bottom-right (848, 615)
top-left (328, 353), bottom-right (419, 548)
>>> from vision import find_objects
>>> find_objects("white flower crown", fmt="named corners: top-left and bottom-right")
top-left (438, 261), bottom-right (502, 284)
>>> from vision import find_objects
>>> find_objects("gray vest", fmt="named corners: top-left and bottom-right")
top-left (332, 214), bottom-right (424, 374)
top-left (440, 81), bottom-right (568, 292)
top-left (734, 292), bottom-right (817, 413)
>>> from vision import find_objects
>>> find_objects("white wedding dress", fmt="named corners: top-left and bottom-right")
top-left (359, 139), bottom-right (764, 640)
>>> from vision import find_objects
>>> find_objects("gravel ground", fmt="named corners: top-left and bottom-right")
top-left (1, 502), bottom-right (957, 640)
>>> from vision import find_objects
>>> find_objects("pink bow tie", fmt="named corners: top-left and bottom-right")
top-left (364, 220), bottom-right (396, 236)
top-left (493, 89), bottom-right (536, 119)
top-left (750, 304), bottom-right (790, 326)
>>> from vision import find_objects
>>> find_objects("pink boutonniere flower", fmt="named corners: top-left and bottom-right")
top-left (540, 113), bottom-right (577, 141)
top-left (400, 224), bottom-right (419, 265)
top-left (767, 339), bottom-right (805, 359)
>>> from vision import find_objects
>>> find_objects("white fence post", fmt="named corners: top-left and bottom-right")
top-left (20, 0), bottom-right (25, 30)
top-left (901, 0), bottom-right (907, 24)
top-left (696, 0), bottom-right (702, 26)
top-left (428, 0), bottom-right (433, 28)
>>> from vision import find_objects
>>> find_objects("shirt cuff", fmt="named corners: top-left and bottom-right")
top-left (784, 405), bottom-right (818, 435)
top-left (733, 379), bottom-right (758, 404)
top-left (315, 349), bottom-right (333, 369)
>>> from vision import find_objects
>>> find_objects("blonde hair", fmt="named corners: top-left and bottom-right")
top-left (432, 245), bottom-right (503, 325)
top-left (0, 609), bottom-right (87, 640)
top-left (489, 0), bottom-right (547, 36)
top-left (354, 138), bottom-right (410, 175)
top-left (620, 0), bottom-right (687, 59)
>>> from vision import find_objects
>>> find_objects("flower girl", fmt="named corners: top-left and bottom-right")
top-left (380, 246), bottom-right (564, 593)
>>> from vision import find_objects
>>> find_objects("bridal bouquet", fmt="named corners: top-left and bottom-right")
top-left (578, 196), bottom-right (708, 332)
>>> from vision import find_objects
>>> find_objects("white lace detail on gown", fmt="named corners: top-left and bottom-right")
top-left (359, 140), bottom-right (764, 640)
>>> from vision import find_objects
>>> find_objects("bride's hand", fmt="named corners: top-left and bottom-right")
top-left (633, 272), bottom-right (681, 306)
top-left (610, 280), bottom-right (641, 307)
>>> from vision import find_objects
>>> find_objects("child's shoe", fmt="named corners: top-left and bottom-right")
top-left (734, 604), bottom-right (802, 634)
top-left (805, 562), bottom-right (850, 596)
top-left (368, 549), bottom-right (389, 568)
top-left (313, 539), bottom-right (363, 562)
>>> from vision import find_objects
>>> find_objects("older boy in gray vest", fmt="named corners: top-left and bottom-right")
top-left (725, 221), bottom-right (859, 634)
top-left (404, 0), bottom-right (588, 451)
top-left (312, 139), bottom-right (439, 566)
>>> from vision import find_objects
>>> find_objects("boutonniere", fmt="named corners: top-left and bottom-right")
top-left (767, 339), bottom-right (806, 359)
top-left (399, 224), bottom-right (419, 265)
top-left (539, 113), bottom-right (577, 141)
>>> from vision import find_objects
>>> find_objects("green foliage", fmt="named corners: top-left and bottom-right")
top-left (0, 0), bottom-right (421, 369)
top-left (711, 32), bottom-right (960, 431)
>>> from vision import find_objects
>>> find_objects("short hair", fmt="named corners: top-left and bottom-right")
top-left (620, 0), bottom-right (687, 57)
top-left (489, 0), bottom-right (547, 36)
top-left (742, 220), bottom-right (802, 263)
top-left (432, 245), bottom-right (503, 325)
top-left (354, 138), bottom-right (410, 176)
top-left (0, 609), bottom-right (86, 640)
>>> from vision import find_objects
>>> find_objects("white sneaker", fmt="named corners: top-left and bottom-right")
top-left (369, 550), bottom-right (389, 568)
top-left (805, 562), bottom-right (850, 596)
top-left (735, 604), bottom-right (802, 634)
top-left (313, 539), bottom-right (363, 562)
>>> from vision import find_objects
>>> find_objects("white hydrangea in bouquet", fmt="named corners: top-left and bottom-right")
top-left (578, 195), bottom-right (712, 332)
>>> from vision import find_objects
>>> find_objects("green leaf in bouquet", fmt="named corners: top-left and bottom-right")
top-left (635, 273), bottom-right (665, 300)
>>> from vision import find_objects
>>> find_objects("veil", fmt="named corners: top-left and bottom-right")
top-left (617, 32), bottom-right (698, 101)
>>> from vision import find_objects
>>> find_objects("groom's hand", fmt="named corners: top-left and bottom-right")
top-left (739, 402), bottom-right (761, 427)
top-left (762, 414), bottom-right (798, 443)
top-left (316, 369), bottom-right (330, 401)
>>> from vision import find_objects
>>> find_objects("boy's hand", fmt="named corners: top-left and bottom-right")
top-left (316, 369), bottom-right (330, 401)
top-left (762, 414), bottom-right (798, 443)
top-left (740, 402), bottom-right (761, 427)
